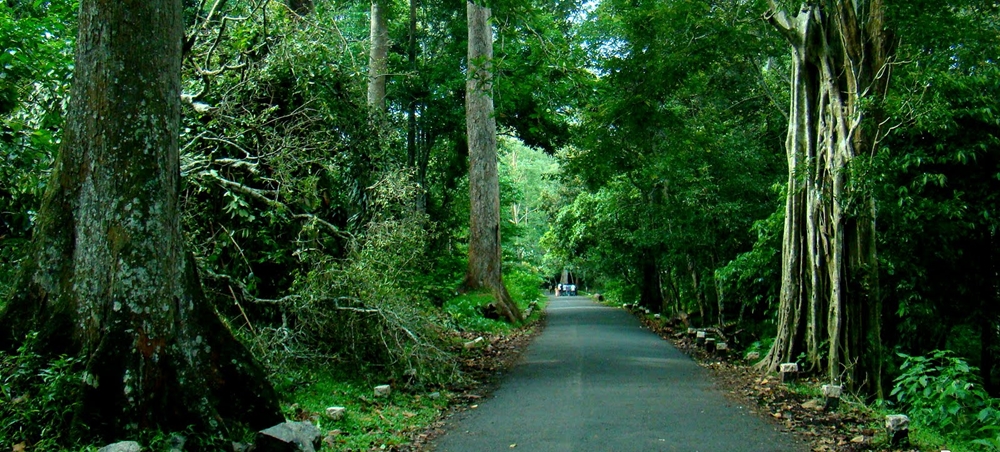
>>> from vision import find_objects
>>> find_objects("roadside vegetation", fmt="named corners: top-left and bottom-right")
top-left (619, 303), bottom-right (1000, 452)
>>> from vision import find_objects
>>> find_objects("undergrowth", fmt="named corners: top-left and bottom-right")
top-left (276, 368), bottom-right (450, 451)
top-left (889, 350), bottom-right (1000, 451)
top-left (444, 266), bottom-right (547, 333)
top-left (773, 349), bottom-right (1000, 452)
top-left (0, 333), bottom-right (83, 451)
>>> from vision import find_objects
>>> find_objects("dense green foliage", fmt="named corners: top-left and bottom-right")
top-left (0, 0), bottom-right (557, 448)
top-left (892, 351), bottom-right (1000, 447)
top-left (545, 0), bottom-right (787, 327)
top-left (0, 0), bottom-right (76, 301)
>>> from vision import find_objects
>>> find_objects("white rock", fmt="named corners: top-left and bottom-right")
top-left (886, 414), bottom-right (910, 430)
top-left (374, 384), bottom-right (392, 397)
top-left (98, 441), bottom-right (141, 452)
top-left (822, 384), bottom-right (843, 398)
top-left (464, 336), bottom-right (485, 349)
top-left (259, 421), bottom-right (321, 452)
top-left (779, 362), bottom-right (799, 373)
top-left (326, 406), bottom-right (346, 421)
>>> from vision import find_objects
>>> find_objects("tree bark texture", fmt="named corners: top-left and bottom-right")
top-left (0, 0), bottom-right (282, 439)
top-left (760, 0), bottom-right (888, 395)
top-left (368, 0), bottom-right (389, 111)
top-left (463, 1), bottom-right (521, 323)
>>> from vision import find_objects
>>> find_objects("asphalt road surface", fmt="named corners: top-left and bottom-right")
top-left (430, 296), bottom-right (806, 452)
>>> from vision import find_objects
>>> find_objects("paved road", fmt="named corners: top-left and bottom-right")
top-left (430, 296), bottom-right (805, 452)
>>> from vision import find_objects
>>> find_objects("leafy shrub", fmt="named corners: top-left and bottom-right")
top-left (504, 265), bottom-right (546, 309)
top-left (0, 332), bottom-right (84, 449)
top-left (595, 278), bottom-right (638, 307)
top-left (891, 350), bottom-right (1000, 440)
top-left (238, 172), bottom-right (461, 387)
top-left (443, 291), bottom-right (509, 333)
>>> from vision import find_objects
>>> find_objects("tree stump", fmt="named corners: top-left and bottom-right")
top-left (705, 338), bottom-right (717, 353)
top-left (696, 330), bottom-right (707, 346)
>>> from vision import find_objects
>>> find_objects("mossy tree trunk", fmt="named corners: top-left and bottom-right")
top-left (463, 1), bottom-right (522, 323)
top-left (760, 0), bottom-right (889, 395)
top-left (0, 0), bottom-right (283, 441)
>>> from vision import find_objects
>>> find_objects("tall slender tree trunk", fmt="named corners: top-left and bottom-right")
top-left (760, 0), bottom-right (889, 395)
top-left (406, 0), bottom-right (428, 212)
top-left (406, 0), bottom-right (418, 168)
top-left (463, 1), bottom-right (521, 323)
top-left (0, 0), bottom-right (282, 441)
top-left (368, 0), bottom-right (389, 111)
top-left (687, 254), bottom-right (706, 320)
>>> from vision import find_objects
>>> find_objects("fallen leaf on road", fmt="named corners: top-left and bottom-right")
top-left (509, 444), bottom-right (516, 448)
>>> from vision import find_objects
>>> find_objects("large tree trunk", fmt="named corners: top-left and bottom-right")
top-left (463, 1), bottom-right (521, 323)
top-left (760, 0), bottom-right (889, 395)
top-left (368, 0), bottom-right (389, 111)
top-left (0, 0), bottom-right (282, 441)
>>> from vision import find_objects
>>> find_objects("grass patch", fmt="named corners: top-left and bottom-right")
top-left (443, 267), bottom-right (547, 333)
top-left (276, 368), bottom-right (451, 451)
top-left (443, 291), bottom-right (511, 333)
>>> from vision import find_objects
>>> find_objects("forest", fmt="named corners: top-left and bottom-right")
top-left (0, 0), bottom-right (998, 450)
